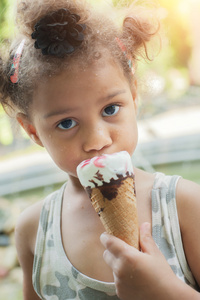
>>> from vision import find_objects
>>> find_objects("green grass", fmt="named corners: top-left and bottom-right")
top-left (0, 279), bottom-right (23, 300)
top-left (154, 160), bottom-right (200, 184)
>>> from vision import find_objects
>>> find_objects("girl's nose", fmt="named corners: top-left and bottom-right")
top-left (82, 125), bottom-right (112, 153)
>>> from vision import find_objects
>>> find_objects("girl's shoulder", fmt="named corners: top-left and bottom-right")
top-left (15, 198), bottom-right (45, 297)
top-left (176, 178), bottom-right (200, 287)
top-left (176, 177), bottom-right (200, 230)
top-left (15, 199), bottom-right (44, 255)
top-left (15, 186), bottom-right (65, 255)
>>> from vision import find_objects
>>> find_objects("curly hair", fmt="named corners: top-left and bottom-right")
top-left (0, 0), bottom-right (160, 116)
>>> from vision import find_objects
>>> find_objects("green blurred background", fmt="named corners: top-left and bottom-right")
top-left (0, 0), bottom-right (200, 299)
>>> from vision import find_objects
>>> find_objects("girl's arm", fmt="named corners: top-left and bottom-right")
top-left (15, 202), bottom-right (42, 300)
top-left (176, 178), bottom-right (200, 288)
top-left (100, 221), bottom-right (200, 300)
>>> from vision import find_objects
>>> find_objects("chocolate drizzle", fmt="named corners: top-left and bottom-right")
top-left (94, 170), bottom-right (104, 182)
top-left (98, 208), bottom-right (104, 216)
top-left (86, 172), bottom-right (134, 200)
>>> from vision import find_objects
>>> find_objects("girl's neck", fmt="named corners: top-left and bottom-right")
top-left (67, 175), bottom-right (85, 193)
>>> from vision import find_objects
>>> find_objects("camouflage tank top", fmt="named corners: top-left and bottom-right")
top-left (32, 172), bottom-right (199, 299)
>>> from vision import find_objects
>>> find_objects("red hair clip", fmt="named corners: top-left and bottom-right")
top-left (115, 37), bottom-right (135, 75)
top-left (10, 39), bottom-right (25, 84)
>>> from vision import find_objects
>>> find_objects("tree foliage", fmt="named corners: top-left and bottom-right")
top-left (0, 0), bottom-right (8, 38)
top-left (158, 0), bottom-right (192, 68)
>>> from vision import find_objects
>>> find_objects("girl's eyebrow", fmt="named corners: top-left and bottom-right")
top-left (100, 89), bottom-right (127, 102)
top-left (43, 89), bottom-right (127, 119)
top-left (44, 108), bottom-right (74, 119)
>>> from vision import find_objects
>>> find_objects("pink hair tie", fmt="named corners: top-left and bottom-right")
top-left (115, 37), bottom-right (135, 75)
top-left (10, 39), bottom-right (25, 84)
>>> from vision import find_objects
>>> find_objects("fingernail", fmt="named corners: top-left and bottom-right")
top-left (100, 232), bottom-right (109, 245)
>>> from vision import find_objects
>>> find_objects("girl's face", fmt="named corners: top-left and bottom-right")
top-left (20, 57), bottom-right (138, 178)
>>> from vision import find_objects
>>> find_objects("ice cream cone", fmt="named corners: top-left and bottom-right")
top-left (89, 176), bottom-right (138, 248)
top-left (77, 151), bottom-right (139, 249)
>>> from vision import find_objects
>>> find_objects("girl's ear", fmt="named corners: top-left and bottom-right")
top-left (16, 113), bottom-right (44, 147)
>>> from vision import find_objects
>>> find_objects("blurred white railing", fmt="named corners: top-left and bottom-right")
top-left (0, 133), bottom-right (199, 196)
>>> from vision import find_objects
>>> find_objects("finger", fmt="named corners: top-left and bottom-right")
top-left (100, 232), bottom-right (140, 261)
top-left (100, 232), bottom-right (134, 257)
top-left (139, 222), bottom-right (159, 255)
top-left (102, 249), bottom-right (116, 270)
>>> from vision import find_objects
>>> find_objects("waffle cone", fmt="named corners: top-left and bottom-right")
top-left (89, 177), bottom-right (139, 249)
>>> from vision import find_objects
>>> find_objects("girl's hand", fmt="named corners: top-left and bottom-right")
top-left (100, 222), bottom-right (182, 300)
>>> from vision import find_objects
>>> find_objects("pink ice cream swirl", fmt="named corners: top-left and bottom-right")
top-left (77, 151), bottom-right (134, 189)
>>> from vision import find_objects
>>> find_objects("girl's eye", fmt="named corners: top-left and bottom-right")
top-left (57, 119), bottom-right (77, 130)
top-left (102, 105), bottom-right (120, 117)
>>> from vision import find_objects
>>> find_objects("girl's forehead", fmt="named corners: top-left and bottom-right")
top-left (32, 57), bottom-right (131, 111)
top-left (38, 56), bottom-right (128, 92)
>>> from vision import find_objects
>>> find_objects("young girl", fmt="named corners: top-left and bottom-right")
top-left (0, 0), bottom-right (200, 299)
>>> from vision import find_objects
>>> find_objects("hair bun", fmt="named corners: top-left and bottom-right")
top-left (31, 8), bottom-right (86, 57)
top-left (122, 6), bottom-right (160, 61)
